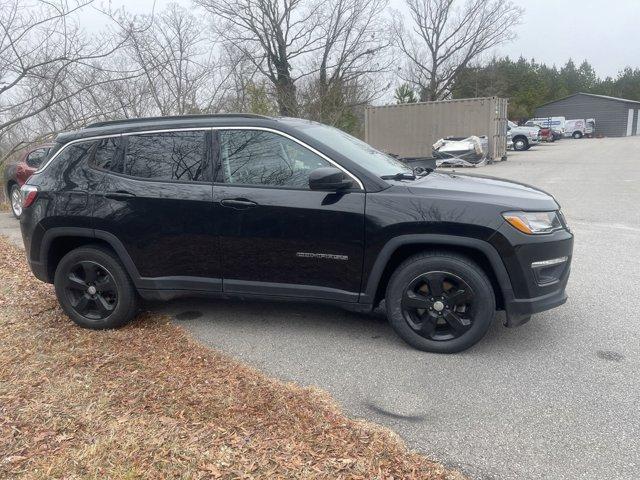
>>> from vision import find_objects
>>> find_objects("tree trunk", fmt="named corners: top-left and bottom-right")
top-left (274, 62), bottom-right (298, 116)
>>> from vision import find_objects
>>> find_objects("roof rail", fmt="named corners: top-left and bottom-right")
top-left (85, 113), bottom-right (272, 129)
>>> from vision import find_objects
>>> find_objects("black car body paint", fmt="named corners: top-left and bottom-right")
top-left (20, 115), bottom-right (573, 332)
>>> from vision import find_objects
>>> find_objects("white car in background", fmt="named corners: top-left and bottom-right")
top-left (564, 119), bottom-right (596, 139)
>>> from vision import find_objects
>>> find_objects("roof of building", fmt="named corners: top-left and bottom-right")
top-left (538, 92), bottom-right (640, 108)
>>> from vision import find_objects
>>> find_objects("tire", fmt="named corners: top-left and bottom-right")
top-left (9, 183), bottom-right (22, 219)
top-left (54, 245), bottom-right (138, 329)
top-left (572, 131), bottom-right (582, 139)
top-left (385, 251), bottom-right (496, 353)
top-left (513, 137), bottom-right (528, 151)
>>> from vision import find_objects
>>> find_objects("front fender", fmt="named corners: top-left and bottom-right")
top-left (359, 233), bottom-right (514, 305)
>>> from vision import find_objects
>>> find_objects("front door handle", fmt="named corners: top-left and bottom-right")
top-left (104, 191), bottom-right (136, 200)
top-left (220, 198), bottom-right (258, 209)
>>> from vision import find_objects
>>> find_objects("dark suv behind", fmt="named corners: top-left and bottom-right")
top-left (19, 115), bottom-right (573, 353)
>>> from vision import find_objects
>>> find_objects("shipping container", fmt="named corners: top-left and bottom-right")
top-left (364, 97), bottom-right (508, 162)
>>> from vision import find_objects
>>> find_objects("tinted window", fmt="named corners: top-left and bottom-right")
top-left (92, 137), bottom-right (122, 173)
top-left (26, 148), bottom-right (50, 168)
top-left (47, 142), bottom-right (94, 177)
top-left (124, 131), bottom-right (207, 181)
top-left (288, 121), bottom-right (411, 177)
top-left (218, 130), bottom-right (330, 188)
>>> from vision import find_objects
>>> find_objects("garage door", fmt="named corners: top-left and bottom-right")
top-left (626, 109), bottom-right (634, 136)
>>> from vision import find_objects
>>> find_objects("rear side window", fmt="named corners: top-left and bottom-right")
top-left (92, 137), bottom-right (122, 173)
top-left (25, 148), bottom-right (50, 168)
top-left (124, 131), bottom-right (207, 182)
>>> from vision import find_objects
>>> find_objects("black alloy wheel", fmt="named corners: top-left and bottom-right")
top-left (385, 252), bottom-right (495, 353)
top-left (54, 246), bottom-right (137, 329)
top-left (401, 271), bottom-right (474, 341)
top-left (64, 261), bottom-right (118, 320)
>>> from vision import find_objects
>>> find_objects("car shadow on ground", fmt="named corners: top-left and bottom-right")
top-left (142, 295), bottom-right (558, 356)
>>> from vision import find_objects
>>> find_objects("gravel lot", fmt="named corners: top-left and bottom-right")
top-left (3, 137), bottom-right (639, 479)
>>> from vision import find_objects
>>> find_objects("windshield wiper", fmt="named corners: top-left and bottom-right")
top-left (380, 172), bottom-right (416, 180)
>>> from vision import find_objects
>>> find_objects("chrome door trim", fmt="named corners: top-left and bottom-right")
top-left (36, 126), bottom-right (365, 190)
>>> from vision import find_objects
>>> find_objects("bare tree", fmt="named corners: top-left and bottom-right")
top-left (307, 0), bottom-right (390, 123)
top-left (194, 0), bottom-right (328, 116)
top-left (112, 4), bottom-right (231, 116)
top-left (394, 0), bottom-right (522, 101)
top-left (0, 0), bottom-right (135, 138)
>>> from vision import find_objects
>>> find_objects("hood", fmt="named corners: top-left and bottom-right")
top-left (405, 172), bottom-right (559, 211)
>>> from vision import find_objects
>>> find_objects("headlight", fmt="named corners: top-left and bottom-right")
top-left (502, 211), bottom-right (563, 234)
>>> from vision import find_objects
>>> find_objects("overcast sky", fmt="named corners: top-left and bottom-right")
top-left (90, 0), bottom-right (639, 78)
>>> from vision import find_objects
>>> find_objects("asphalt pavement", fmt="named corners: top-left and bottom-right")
top-left (3, 137), bottom-right (639, 479)
top-left (0, 211), bottom-right (23, 248)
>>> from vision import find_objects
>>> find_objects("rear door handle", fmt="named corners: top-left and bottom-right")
top-left (104, 191), bottom-right (136, 200)
top-left (220, 198), bottom-right (258, 209)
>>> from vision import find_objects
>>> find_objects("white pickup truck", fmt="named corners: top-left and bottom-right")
top-left (507, 121), bottom-right (540, 151)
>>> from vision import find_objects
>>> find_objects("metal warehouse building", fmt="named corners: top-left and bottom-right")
top-left (535, 92), bottom-right (640, 137)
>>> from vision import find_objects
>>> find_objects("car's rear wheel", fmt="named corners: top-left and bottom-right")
top-left (385, 252), bottom-right (495, 353)
top-left (54, 246), bottom-right (137, 329)
top-left (572, 131), bottom-right (582, 139)
top-left (10, 184), bottom-right (22, 219)
top-left (513, 137), bottom-right (528, 151)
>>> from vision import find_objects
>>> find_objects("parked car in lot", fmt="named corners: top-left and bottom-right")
top-left (3, 143), bottom-right (53, 218)
top-left (526, 117), bottom-right (565, 140)
top-left (507, 121), bottom-right (540, 151)
top-left (537, 126), bottom-right (555, 142)
top-left (564, 119), bottom-right (595, 139)
top-left (525, 122), bottom-right (555, 142)
top-left (19, 115), bottom-right (573, 353)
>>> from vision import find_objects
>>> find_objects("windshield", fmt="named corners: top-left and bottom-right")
top-left (293, 122), bottom-right (413, 177)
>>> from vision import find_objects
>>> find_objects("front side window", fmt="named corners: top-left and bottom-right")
top-left (217, 130), bottom-right (331, 188)
top-left (124, 131), bottom-right (207, 182)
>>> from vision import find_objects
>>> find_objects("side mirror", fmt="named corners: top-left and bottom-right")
top-left (309, 167), bottom-right (353, 191)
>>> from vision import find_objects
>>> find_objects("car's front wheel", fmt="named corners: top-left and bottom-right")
top-left (54, 245), bottom-right (138, 329)
top-left (9, 184), bottom-right (22, 218)
top-left (385, 252), bottom-right (496, 353)
top-left (572, 131), bottom-right (583, 139)
top-left (513, 137), bottom-right (528, 151)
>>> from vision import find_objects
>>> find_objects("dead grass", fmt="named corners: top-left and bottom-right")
top-left (0, 235), bottom-right (465, 480)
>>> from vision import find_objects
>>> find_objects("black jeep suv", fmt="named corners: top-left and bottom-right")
top-left (19, 115), bottom-right (573, 353)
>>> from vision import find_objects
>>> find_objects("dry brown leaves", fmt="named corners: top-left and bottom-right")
top-left (0, 236), bottom-right (465, 480)
top-left (0, 202), bottom-right (9, 213)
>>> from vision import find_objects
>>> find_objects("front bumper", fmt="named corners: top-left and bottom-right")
top-left (490, 222), bottom-right (573, 327)
top-left (502, 266), bottom-right (570, 327)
